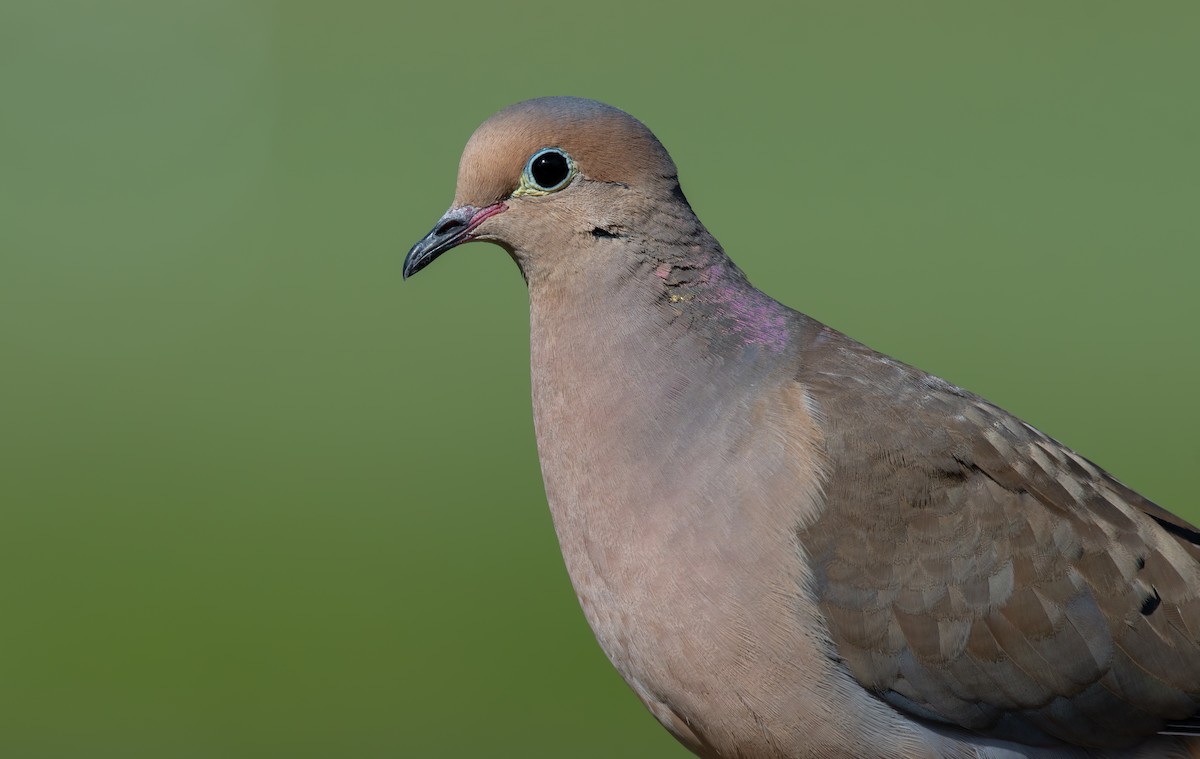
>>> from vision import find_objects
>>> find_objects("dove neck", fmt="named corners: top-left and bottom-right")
top-left (526, 245), bottom-right (798, 479)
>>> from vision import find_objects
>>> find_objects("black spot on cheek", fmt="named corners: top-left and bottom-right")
top-left (591, 227), bottom-right (622, 239)
top-left (1140, 587), bottom-right (1162, 616)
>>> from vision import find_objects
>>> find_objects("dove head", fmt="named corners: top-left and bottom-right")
top-left (404, 97), bottom-right (714, 282)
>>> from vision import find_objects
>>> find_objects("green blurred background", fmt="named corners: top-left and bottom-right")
top-left (2, 2), bottom-right (1197, 757)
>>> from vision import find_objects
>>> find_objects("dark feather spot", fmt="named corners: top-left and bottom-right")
top-left (591, 227), bottom-right (622, 239)
top-left (934, 464), bottom-right (969, 483)
top-left (1148, 514), bottom-right (1200, 546)
top-left (1140, 588), bottom-right (1161, 616)
top-left (1135, 555), bottom-right (1146, 570)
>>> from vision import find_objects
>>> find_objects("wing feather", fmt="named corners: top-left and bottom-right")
top-left (795, 325), bottom-right (1200, 747)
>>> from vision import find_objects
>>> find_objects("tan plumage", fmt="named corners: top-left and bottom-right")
top-left (405, 97), bottom-right (1200, 758)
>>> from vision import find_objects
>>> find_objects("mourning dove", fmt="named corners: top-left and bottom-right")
top-left (403, 97), bottom-right (1200, 758)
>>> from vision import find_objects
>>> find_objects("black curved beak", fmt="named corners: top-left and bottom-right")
top-left (403, 203), bottom-right (506, 280)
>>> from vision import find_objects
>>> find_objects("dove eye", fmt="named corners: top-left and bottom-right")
top-left (518, 148), bottom-right (575, 195)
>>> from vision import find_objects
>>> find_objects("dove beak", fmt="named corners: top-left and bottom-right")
top-left (403, 203), bottom-right (507, 280)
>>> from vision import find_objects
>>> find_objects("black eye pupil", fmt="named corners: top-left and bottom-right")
top-left (531, 151), bottom-right (570, 189)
